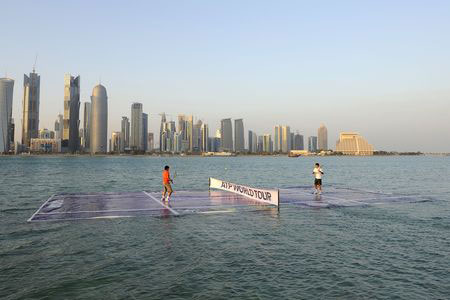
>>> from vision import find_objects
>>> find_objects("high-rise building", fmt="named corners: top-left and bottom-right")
top-left (63, 74), bottom-right (80, 152)
top-left (147, 132), bottom-right (154, 152)
top-left (201, 123), bottom-right (209, 152)
top-left (142, 113), bottom-right (148, 152)
top-left (130, 103), bottom-right (143, 151)
top-left (110, 131), bottom-right (121, 153)
top-left (336, 132), bottom-right (374, 155)
top-left (159, 113), bottom-right (166, 152)
top-left (274, 125), bottom-right (282, 152)
top-left (90, 84), bottom-right (108, 154)
top-left (234, 119), bottom-right (244, 152)
top-left (121, 116), bottom-right (130, 152)
top-left (192, 119), bottom-right (202, 152)
top-left (308, 136), bottom-right (318, 152)
top-left (220, 118), bottom-right (233, 152)
top-left (54, 114), bottom-right (63, 141)
top-left (9, 119), bottom-right (15, 151)
top-left (257, 135), bottom-right (264, 153)
top-left (318, 124), bottom-right (328, 150)
top-left (248, 130), bottom-right (255, 153)
top-left (0, 78), bottom-right (14, 153)
top-left (293, 133), bottom-right (304, 150)
top-left (281, 126), bottom-right (291, 153)
top-left (22, 70), bottom-right (40, 147)
top-left (83, 102), bottom-right (91, 152)
top-left (263, 134), bottom-right (272, 153)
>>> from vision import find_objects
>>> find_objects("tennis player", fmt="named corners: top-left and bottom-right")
top-left (313, 163), bottom-right (324, 194)
top-left (162, 165), bottom-right (173, 201)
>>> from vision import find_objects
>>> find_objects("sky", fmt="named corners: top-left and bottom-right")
top-left (1, 0), bottom-right (450, 152)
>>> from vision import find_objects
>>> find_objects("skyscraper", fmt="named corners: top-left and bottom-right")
top-left (293, 133), bottom-right (304, 150)
top-left (201, 123), bottom-right (209, 152)
top-left (273, 125), bottom-right (282, 152)
top-left (121, 116), bottom-right (130, 152)
top-left (318, 124), bottom-right (328, 151)
top-left (83, 102), bottom-right (91, 151)
top-left (142, 113), bottom-right (148, 152)
top-left (0, 78), bottom-right (14, 153)
top-left (22, 70), bottom-right (40, 147)
top-left (130, 103), bottom-right (143, 151)
top-left (90, 84), bottom-right (108, 154)
top-left (248, 130), bottom-right (254, 153)
top-left (63, 74), bottom-right (80, 153)
top-left (110, 131), bottom-right (121, 153)
top-left (308, 136), bottom-right (318, 152)
top-left (263, 134), bottom-right (272, 153)
top-left (281, 126), bottom-right (291, 153)
top-left (220, 118), bottom-right (233, 152)
top-left (234, 119), bottom-right (244, 152)
top-left (159, 113), bottom-right (166, 152)
top-left (147, 133), bottom-right (154, 152)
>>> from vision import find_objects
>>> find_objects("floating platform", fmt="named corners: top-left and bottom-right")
top-left (28, 186), bottom-right (429, 222)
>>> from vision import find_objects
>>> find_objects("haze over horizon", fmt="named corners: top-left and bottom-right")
top-left (2, 0), bottom-right (449, 152)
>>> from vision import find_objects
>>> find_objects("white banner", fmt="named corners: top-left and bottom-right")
top-left (209, 178), bottom-right (279, 207)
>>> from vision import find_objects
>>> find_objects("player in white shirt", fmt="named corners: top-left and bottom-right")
top-left (312, 163), bottom-right (324, 194)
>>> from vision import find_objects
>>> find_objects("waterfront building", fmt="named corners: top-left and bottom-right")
top-left (318, 124), bottom-right (328, 150)
top-left (30, 138), bottom-right (61, 153)
top-left (336, 132), bottom-right (374, 155)
top-left (201, 123), bottom-right (209, 152)
top-left (234, 119), bottom-right (244, 152)
top-left (159, 113), bottom-right (166, 152)
top-left (192, 120), bottom-right (202, 152)
top-left (263, 134), bottom-right (272, 153)
top-left (63, 74), bottom-right (80, 153)
top-left (0, 78), bottom-right (14, 153)
top-left (147, 132), bottom-right (154, 152)
top-left (248, 130), bottom-right (258, 153)
top-left (83, 102), bottom-right (91, 151)
top-left (281, 126), bottom-right (291, 153)
top-left (130, 103), bottom-right (143, 151)
top-left (9, 119), bottom-right (15, 152)
top-left (110, 131), bottom-right (121, 153)
top-left (22, 70), bottom-right (40, 147)
top-left (90, 84), bottom-right (108, 154)
top-left (54, 114), bottom-right (63, 140)
top-left (293, 133), bottom-right (304, 150)
top-left (274, 125), bottom-right (282, 152)
top-left (121, 116), bottom-right (130, 152)
top-left (257, 135), bottom-right (264, 153)
top-left (308, 136), bottom-right (318, 152)
top-left (142, 113), bottom-right (148, 152)
top-left (220, 118), bottom-right (233, 152)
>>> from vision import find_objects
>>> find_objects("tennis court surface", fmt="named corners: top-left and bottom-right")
top-left (28, 178), bottom-right (430, 222)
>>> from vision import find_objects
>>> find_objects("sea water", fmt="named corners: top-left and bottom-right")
top-left (1, 156), bottom-right (449, 299)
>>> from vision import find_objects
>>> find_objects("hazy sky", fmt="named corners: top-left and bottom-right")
top-left (2, 0), bottom-right (450, 152)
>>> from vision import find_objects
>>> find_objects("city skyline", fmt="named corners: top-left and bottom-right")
top-left (2, 1), bottom-right (450, 152)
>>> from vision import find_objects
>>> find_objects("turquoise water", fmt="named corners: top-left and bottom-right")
top-left (1, 156), bottom-right (449, 299)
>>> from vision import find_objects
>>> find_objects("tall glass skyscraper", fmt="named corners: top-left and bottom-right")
top-left (142, 113), bottom-right (148, 152)
top-left (318, 124), bottom-right (328, 150)
top-left (308, 136), bottom-right (318, 152)
top-left (90, 84), bottom-right (108, 154)
top-left (234, 119), bottom-right (244, 152)
top-left (121, 116), bottom-right (130, 151)
top-left (63, 74), bottom-right (80, 153)
top-left (130, 103), bottom-right (143, 151)
top-left (220, 118), bottom-right (233, 152)
top-left (0, 78), bottom-right (14, 153)
top-left (22, 70), bottom-right (40, 147)
top-left (83, 102), bottom-right (91, 151)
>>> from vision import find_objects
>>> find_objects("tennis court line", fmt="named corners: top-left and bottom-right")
top-left (27, 194), bottom-right (56, 222)
top-left (35, 207), bottom-right (164, 215)
top-left (142, 191), bottom-right (180, 216)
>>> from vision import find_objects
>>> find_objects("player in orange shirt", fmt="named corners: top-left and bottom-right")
top-left (162, 165), bottom-right (173, 201)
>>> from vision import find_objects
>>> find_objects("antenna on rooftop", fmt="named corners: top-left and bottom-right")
top-left (33, 53), bottom-right (38, 73)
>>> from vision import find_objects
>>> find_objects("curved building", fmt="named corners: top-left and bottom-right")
top-left (90, 84), bottom-right (108, 154)
top-left (0, 78), bottom-right (14, 153)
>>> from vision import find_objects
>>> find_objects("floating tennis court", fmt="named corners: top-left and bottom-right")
top-left (28, 178), bottom-right (429, 222)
